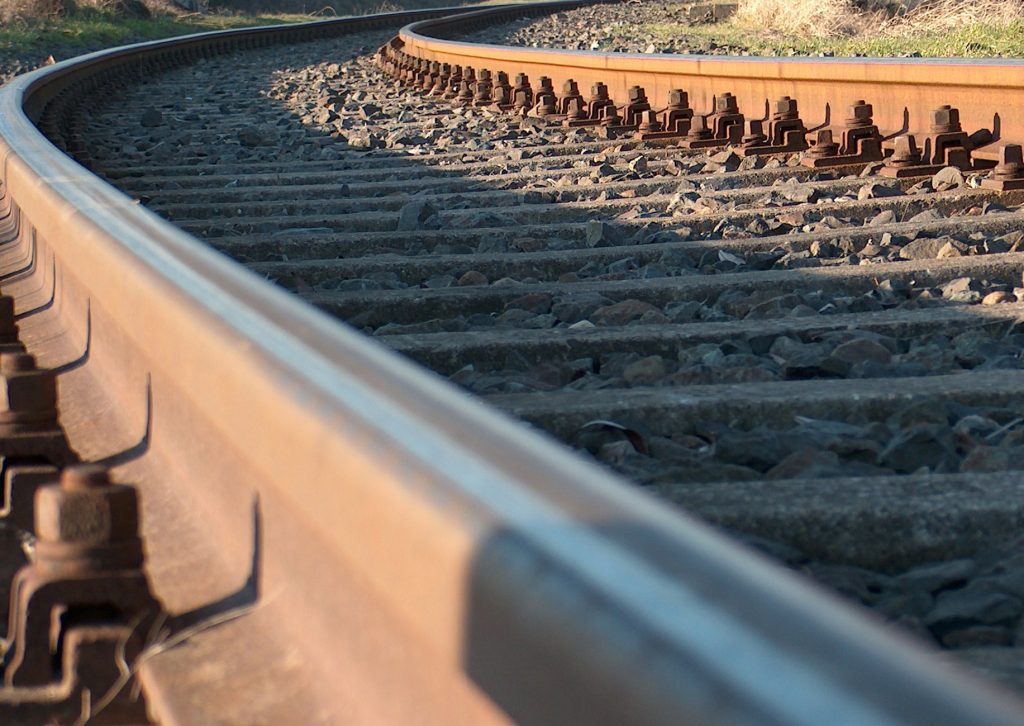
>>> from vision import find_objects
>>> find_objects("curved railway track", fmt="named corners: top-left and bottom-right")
top-left (1, 1), bottom-right (1024, 723)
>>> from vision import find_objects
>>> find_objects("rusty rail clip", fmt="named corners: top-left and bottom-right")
top-left (564, 82), bottom-right (612, 127)
top-left (5, 466), bottom-right (162, 695)
top-left (529, 76), bottom-right (559, 117)
top-left (802, 100), bottom-right (884, 168)
top-left (678, 93), bottom-right (744, 149)
top-left (981, 144), bottom-right (1024, 191)
top-left (739, 96), bottom-right (808, 156)
top-left (511, 73), bottom-right (533, 114)
top-left (880, 105), bottom-right (995, 178)
top-left (0, 352), bottom-right (74, 530)
top-left (487, 71), bottom-right (514, 111)
top-left (635, 89), bottom-right (693, 140)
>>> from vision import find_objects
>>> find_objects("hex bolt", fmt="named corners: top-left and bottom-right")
top-left (742, 119), bottom-right (767, 145)
top-left (931, 105), bottom-right (961, 133)
top-left (807, 129), bottom-right (839, 157)
top-left (590, 83), bottom-right (609, 101)
top-left (846, 100), bottom-right (874, 127)
top-left (773, 96), bottom-right (798, 120)
top-left (686, 115), bottom-right (712, 140)
top-left (638, 110), bottom-right (663, 134)
top-left (537, 95), bottom-right (557, 116)
top-left (34, 465), bottom-right (144, 575)
top-left (0, 352), bottom-right (58, 431)
top-left (716, 93), bottom-right (739, 114)
top-left (889, 135), bottom-right (923, 166)
top-left (992, 144), bottom-right (1024, 180)
top-left (5, 464), bottom-right (159, 687)
top-left (599, 104), bottom-right (622, 126)
top-left (628, 85), bottom-right (647, 104)
top-left (566, 97), bottom-right (587, 120)
top-left (668, 89), bottom-right (689, 109)
top-left (563, 79), bottom-right (579, 96)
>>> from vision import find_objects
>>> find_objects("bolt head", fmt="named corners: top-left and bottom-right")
top-left (0, 353), bottom-right (55, 421)
top-left (563, 79), bottom-right (579, 95)
top-left (539, 76), bottom-right (553, 90)
top-left (774, 96), bottom-right (797, 116)
top-left (716, 93), bottom-right (737, 113)
top-left (932, 105), bottom-right (959, 129)
top-left (668, 89), bottom-right (688, 107)
top-left (849, 102), bottom-right (873, 122)
top-left (1000, 143), bottom-right (1024, 167)
top-left (627, 86), bottom-right (645, 102)
top-left (478, 69), bottom-right (491, 81)
top-left (36, 469), bottom-right (139, 547)
top-left (893, 134), bottom-right (920, 157)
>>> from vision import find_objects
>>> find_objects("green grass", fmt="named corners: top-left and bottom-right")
top-left (615, 18), bottom-right (1024, 58)
top-left (0, 9), bottom-right (315, 54)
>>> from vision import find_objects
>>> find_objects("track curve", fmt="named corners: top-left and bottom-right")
top-left (0, 3), bottom-right (1023, 724)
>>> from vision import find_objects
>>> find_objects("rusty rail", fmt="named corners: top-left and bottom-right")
top-left (0, 3), bottom-right (1022, 724)
top-left (394, 5), bottom-right (1024, 182)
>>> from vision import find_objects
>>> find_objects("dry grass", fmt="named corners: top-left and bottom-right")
top-left (732, 0), bottom-right (1024, 39)
top-left (0, 0), bottom-right (73, 23)
top-left (732, 0), bottom-right (871, 37)
top-left (886, 0), bottom-right (1024, 34)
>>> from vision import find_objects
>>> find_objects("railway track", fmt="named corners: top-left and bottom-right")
top-left (2, 1), bottom-right (1024, 722)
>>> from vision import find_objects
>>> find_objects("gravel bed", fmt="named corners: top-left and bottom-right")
top-left (450, 319), bottom-right (1024, 395)
top-left (454, 1), bottom-right (743, 55)
top-left (595, 398), bottom-right (1024, 484)
top-left (354, 269), bottom-right (1022, 335)
top-left (758, 534), bottom-right (1024, 660)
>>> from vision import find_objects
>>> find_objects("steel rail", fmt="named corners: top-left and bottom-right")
top-left (1, 5), bottom-right (1022, 724)
top-left (398, 5), bottom-right (1024, 161)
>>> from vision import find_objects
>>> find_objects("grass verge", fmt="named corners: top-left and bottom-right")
top-left (0, 9), bottom-right (314, 56)
top-left (640, 0), bottom-right (1024, 58)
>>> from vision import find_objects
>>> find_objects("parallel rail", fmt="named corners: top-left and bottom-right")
top-left (397, 5), bottom-right (1024, 161)
top-left (0, 3), bottom-right (1022, 723)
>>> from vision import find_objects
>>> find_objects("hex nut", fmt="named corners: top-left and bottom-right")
top-left (932, 105), bottom-right (960, 129)
top-left (35, 468), bottom-right (139, 546)
top-left (668, 89), bottom-right (688, 107)
top-left (775, 97), bottom-right (798, 116)
top-left (849, 102), bottom-right (873, 122)
top-left (0, 353), bottom-right (56, 422)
